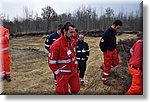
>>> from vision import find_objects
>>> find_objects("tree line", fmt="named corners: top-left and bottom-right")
top-left (0, 5), bottom-right (142, 35)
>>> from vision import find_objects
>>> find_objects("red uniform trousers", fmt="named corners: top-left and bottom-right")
top-left (102, 49), bottom-right (119, 83)
top-left (126, 65), bottom-right (143, 95)
top-left (1, 51), bottom-right (11, 77)
top-left (56, 71), bottom-right (80, 95)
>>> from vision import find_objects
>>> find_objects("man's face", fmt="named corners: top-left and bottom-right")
top-left (78, 35), bottom-right (84, 41)
top-left (73, 31), bottom-right (78, 37)
top-left (114, 25), bottom-right (121, 31)
top-left (65, 26), bottom-right (75, 40)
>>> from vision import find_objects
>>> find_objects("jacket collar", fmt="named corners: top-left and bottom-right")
top-left (55, 32), bottom-right (60, 37)
top-left (78, 40), bottom-right (84, 43)
top-left (109, 27), bottom-right (117, 35)
top-left (109, 27), bottom-right (114, 32)
top-left (60, 35), bottom-right (71, 43)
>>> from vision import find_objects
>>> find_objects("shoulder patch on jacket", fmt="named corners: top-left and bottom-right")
top-left (101, 39), bottom-right (104, 42)
top-left (46, 39), bottom-right (49, 42)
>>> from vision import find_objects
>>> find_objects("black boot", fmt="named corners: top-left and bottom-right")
top-left (80, 78), bottom-right (85, 86)
top-left (80, 81), bottom-right (85, 86)
top-left (1, 75), bottom-right (7, 80)
top-left (5, 76), bottom-right (11, 82)
top-left (100, 66), bottom-right (103, 70)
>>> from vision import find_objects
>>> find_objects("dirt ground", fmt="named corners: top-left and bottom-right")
top-left (2, 34), bottom-right (138, 95)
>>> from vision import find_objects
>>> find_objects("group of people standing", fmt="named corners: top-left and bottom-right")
top-left (45, 22), bottom-right (89, 94)
top-left (0, 19), bottom-right (143, 95)
top-left (45, 20), bottom-right (143, 95)
top-left (99, 20), bottom-right (143, 95)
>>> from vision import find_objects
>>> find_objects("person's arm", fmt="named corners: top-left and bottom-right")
top-left (5, 29), bottom-right (10, 40)
top-left (130, 41), bottom-right (136, 55)
top-left (1, 29), bottom-right (10, 44)
top-left (48, 43), bottom-right (61, 76)
top-left (76, 41), bottom-right (82, 60)
top-left (45, 35), bottom-right (53, 52)
top-left (45, 36), bottom-right (50, 51)
top-left (99, 33), bottom-right (108, 52)
top-left (130, 48), bottom-right (134, 55)
top-left (86, 43), bottom-right (90, 60)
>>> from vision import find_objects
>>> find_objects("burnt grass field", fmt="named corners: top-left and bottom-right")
top-left (2, 34), bottom-right (139, 95)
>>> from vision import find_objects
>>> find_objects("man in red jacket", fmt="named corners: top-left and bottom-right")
top-left (72, 28), bottom-right (79, 43)
top-left (0, 26), bottom-right (11, 82)
top-left (126, 38), bottom-right (143, 95)
top-left (48, 22), bottom-right (80, 95)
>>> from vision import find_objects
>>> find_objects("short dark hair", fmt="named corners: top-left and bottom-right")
top-left (113, 20), bottom-right (123, 26)
top-left (75, 28), bottom-right (78, 33)
top-left (57, 24), bottom-right (63, 30)
top-left (61, 22), bottom-right (75, 34)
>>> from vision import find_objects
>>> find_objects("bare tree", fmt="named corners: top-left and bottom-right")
top-left (23, 7), bottom-right (29, 32)
top-left (104, 8), bottom-right (114, 29)
top-left (41, 6), bottom-right (58, 31)
top-left (1, 5), bottom-right (142, 35)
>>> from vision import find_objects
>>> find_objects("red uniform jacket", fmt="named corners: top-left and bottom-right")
top-left (48, 35), bottom-right (78, 75)
top-left (0, 26), bottom-right (10, 53)
top-left (129, 40), bottom-right (143, 68)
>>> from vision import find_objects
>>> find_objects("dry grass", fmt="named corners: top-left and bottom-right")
top-left (2, 34), bottom-right (137, 95)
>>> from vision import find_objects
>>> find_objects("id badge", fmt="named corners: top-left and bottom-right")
top-left (67, 50), bottom-right (72, 56)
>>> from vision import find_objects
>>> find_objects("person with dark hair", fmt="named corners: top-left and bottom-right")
top-left (44, 24), bottom-right (63, 85)
top-left (45, 24), bottom-right (63, 51)
top-left (112, 20), bottom-right (123, 26)
top-left (74, 28), bottom-right (79, 41)
top-left (99, 20), bottom-right (122, 86)
top-left (72, 28), bottom-right (79, 48)
top-left (48, 22), bottom-right (80, 95)
top-left (61, 22), bottom-right (71, 35)
top-left (76, 34), bottom-right (90, 86)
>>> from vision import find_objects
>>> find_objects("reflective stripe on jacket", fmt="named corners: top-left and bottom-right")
top-left (48, 35), bottom-right (78, 75)
top-left (76, 40), bottom-right (90, 61)
top-left (0, 26), bottom-right (10, 52)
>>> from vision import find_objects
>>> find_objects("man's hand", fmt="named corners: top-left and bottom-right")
top-left (130, 48), bottom-right (133, 55)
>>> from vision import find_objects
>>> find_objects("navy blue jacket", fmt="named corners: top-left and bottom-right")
top-left (45, 32), bottom-right (60, 51)
top-left (76, 40), bottom-right (90, 62)
top-left (99, 27), bottom-right (117, 52)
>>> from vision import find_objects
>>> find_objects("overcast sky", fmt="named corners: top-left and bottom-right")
top-left (0, 0), bottom-right (142, 21)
